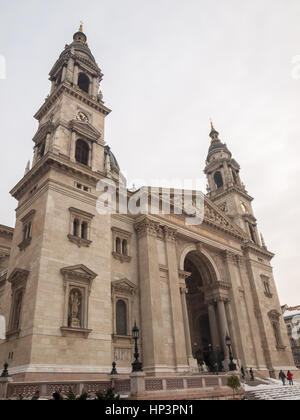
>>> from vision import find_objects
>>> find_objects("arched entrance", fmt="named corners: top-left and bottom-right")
top-left (183, 251), bottom-right (225, 370)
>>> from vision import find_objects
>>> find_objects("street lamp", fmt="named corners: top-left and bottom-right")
top-left (226, 335), bottom-right (237, 371)
top-left (132, 322), bottom-right (143, 372)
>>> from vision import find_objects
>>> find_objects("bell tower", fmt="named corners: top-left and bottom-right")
top-left (204, 123), bottom-right (261, 245)
top-left (32, 23), bottom-right (111, 174)
top-left (0, 26), bottom-right (121, 380)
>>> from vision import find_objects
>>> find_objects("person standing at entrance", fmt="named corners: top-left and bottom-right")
top-left (249, 368), bottom-right (255, 381)
top-left (279, 370), bottom-right (286, 386)
top-left (241, 366), bottom-right (245, 380)
top-left (287, 371), bottom-right (294, 386)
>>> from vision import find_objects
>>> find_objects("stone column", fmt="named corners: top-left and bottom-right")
top-left (130, 372), bottom-right (146, 398)
top-left (66, 57), bottom-right (75, 83)
top-left (180, 286), bottom-right (193, 360)
top-left (0, 377), bottom-right (13, 399)
top-left (208, 302), bottom-right (220, 348)
top-left (70, 131), bottom-right (76, 162)
top-left (92, 77), bottom-right (98, 99)
top-left (73, 64), bottom-right (79, 85)
top-left (45, 133), bottom-right (52, 154)
top-left (61, 65), bottom-right (67, 83)
top-left (164, 227), bottom-right (189, 372)
top-left (32, 147), bottom-right (39, 166)
top-left (135, 218), bottom-right (166, 373)
top-left (91, 142), bottom-right (97, 171)
top-left (217, 299), bottom-right (229, 358)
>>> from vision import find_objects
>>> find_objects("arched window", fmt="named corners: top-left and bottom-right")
top-left (248, 223), bottom-right (256, 243)
top-left (11, 290), bottom-right (23, 331)
top-left (214, 171), bottom-right (224, 189)
top-left (81, 222), bottom-right (88, 240)
top-left (78, 73), bottom-right (90, 94)
top-left (116, 300), bottom-right (127, 335)
top-left (122, 240), bottom-right (128, 256)
top-left (116, 238), bottom-right (121, 254)
top-left (75, 140), bottom-right (89, 166)
top-left (73, 219), bottom-right (79, 237)
top-left (272, 322), bottom-right (281, 347)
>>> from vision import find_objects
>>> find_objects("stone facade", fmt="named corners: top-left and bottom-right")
top-left (282, 305), bottom-right (300, 368)
top-left (0, 27), bottom-right (297, 382)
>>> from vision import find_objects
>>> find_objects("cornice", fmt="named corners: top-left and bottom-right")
top-left (242, 241), bottom-right (274, 260)
top-left (209, 185), bottom-right (253, 202)
top-left (10, 152), bottom-right (107, 200)
top-left (34, 82), bottom-right (111, 121)
top-left (0, 225), bottom-right (14, 238)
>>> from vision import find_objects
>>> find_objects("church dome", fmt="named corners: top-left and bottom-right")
top-left (104, 145), bottom-right (120, 173)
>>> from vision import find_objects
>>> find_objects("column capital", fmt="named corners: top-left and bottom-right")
top-left (134, 218), bottom-right (160, 239)
top-left (178, 270), bottom-right (192, 280)
top-left (180, 286), bottom-right (188, 295)
top-left (163, 226), bottom-right (177, 243)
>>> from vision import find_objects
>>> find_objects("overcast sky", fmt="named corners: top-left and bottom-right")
top-left (0, 0), bottom-right (299, 306)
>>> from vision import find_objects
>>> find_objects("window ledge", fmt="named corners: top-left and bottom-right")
top-left (276, 344), bottom-right (287, 351)
top-left (112, 334), bottom-right (134, 343)
top-left (68, 234), bottom-right (92, 248)
top-left (6, 329), bottom-right (21, 339)
top-left (60, 327), bottom-right (92, 338)
top-left (18, 237), bottom-right (32, 251)
top-left (112, 252), bottom-right (132, 263)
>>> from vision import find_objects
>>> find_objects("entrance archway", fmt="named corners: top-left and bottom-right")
top-left (184, 251), bottom-right (224, 370)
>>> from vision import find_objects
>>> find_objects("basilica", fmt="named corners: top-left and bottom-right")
top-left (0, 26), bottom-right (296, 383)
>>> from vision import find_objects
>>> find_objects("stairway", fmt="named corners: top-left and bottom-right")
top-left (245, 385), bottom-right (300, 400)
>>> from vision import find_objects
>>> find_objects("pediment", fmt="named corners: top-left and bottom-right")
top-left (163, 194), bottom-right (247, 240)
top-left (112, 278), bottom-right (137, 295)
top-left (8, 268), bottom-right (29, 286)
top-left (61, 264), bottom-right (97, 280)
top-left (202, 198), bottom-right (247, 239)
top-left (32, 121), bottom-right (55, 145)
top-left (69, 120), bottom-right (101, 142)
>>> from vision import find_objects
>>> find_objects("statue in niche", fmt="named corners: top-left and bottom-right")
top-left (68, 289), bottom-right (82, 328)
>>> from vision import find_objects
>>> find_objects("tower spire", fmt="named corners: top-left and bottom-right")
top-left (79, 21), bottom-right (83, 33)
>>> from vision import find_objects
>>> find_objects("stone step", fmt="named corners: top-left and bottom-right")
top-left (245, 385), bottom-right (300, 400)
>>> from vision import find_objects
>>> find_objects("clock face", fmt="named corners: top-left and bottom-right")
top-left (77, 112), bottom-right (89, 123)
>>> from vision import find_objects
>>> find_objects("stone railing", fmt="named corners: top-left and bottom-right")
top-left (145, 374), bottom-right (228, 393)
top-left (4, 379), bottom-right (130, 400)
top-left (1, 373), bottom-right (242, 400)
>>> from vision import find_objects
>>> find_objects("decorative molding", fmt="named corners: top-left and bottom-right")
top-left (112, 252), bottom-right (132, 263)
top-left (8, 268), bottom-right (30, 288)
top-left (61, 264), bottom-right (97, 291)
top-left (6, 329), bottom-right (21, 339)
top-left (18, 237), bottom-right (32, 251)
top-left (69, 119), bottom-right (102, 143)
top-left (60, 327), bottom-right (92, 339)
top-left (111, 279), bottom-right (137, 296)
top-left (163, 226), bottom-right (177, 243)
top-left (67, 234), bottom-right (92, 248)
top-left (20, 209), bottom-right (36, 224)
top-left (111, 227), bottom-right (132, 239)
top-left (268, 309), bottom-right (281, 321)
top-left (134, 218), bottom-right (160, 239)
top-left (69, 207), bottom-right (95, 220)
top-left (178, 270), bottom-right (192, 280)
top-left (34, 82), bottom-right (111, 121)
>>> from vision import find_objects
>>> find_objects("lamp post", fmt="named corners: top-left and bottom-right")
top-left (132, 322), bottom-right (143, 372)
top-left (226, 335), bottom-right (237, 371)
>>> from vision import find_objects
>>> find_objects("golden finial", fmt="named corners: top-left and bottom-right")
top-left (79, 21), bottom-right (83, 32)
top-left (210, 119), bottom-right (215, 132)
